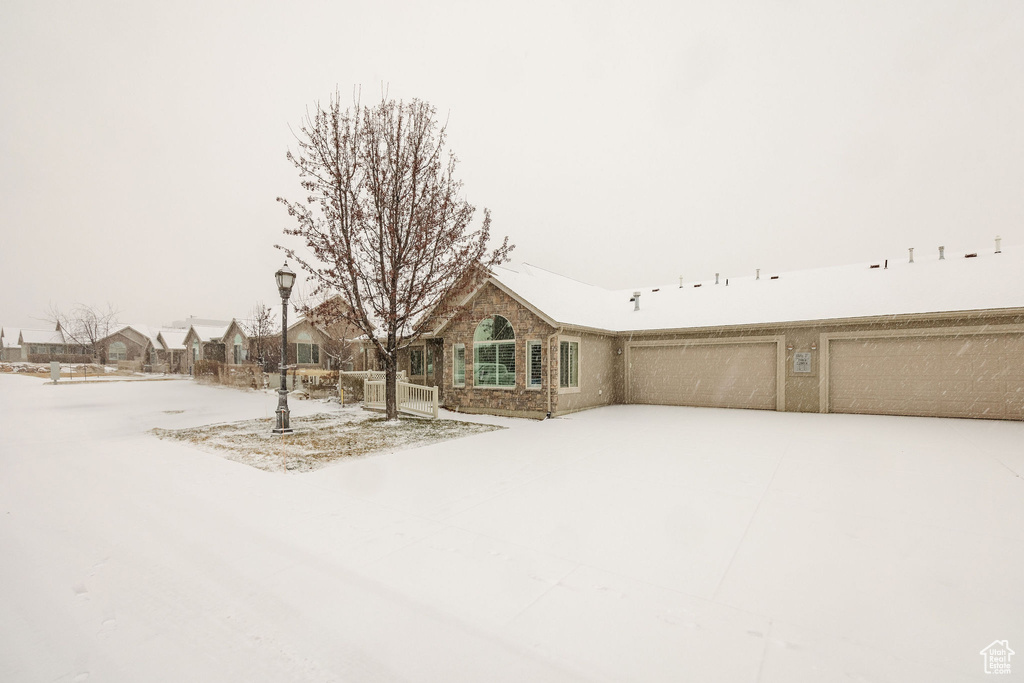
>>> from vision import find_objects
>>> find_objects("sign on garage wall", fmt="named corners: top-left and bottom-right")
top-left (793, 352), bottom-right (812, 373)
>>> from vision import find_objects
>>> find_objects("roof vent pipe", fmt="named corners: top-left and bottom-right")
top-left (909, 247), bottom-right (914, 263)
top-left (756, 268), bottom-right (760, 280)
top-left (939, 246), bottom-right (945, 260)
top-left (633, 291), bottom-right (641, 312)
top-left (715, 273), bottom-right (720, 285)
top-left (678, 276), bottom-right (683, 288)
top-left (996, 235), bottom-right (1002, 254)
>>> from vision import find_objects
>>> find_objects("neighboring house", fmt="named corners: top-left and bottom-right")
top-left (182, 323), bottom-right (231, 373)
top-left (156, 328), bottom-right (189, 373)
top-left (409, 241), bottom-right (1024, 421)
top-left (17, 323), bottom-right (91, 363)
top-left (222, 319), bottom-right (250, 365)
top-left (1, 327), bottom-right (22, 362)
top-left (285, 317), bottom-right (332, 369)
top-left (96, 325), bottom-right (160, 368)
top-left (285, 295), bottom-right (371, 371)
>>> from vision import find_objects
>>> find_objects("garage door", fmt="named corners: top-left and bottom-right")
top-left (628, 342), bottom-right (779, 410)
top-left (829, 334), bottom-right (1024, 420)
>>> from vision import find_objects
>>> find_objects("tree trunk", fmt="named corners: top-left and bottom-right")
top-left (385, 332), bottom-right (398, 421)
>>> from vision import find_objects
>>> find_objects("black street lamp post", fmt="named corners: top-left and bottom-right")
top-left (273, 262), bottom-right (296, 435)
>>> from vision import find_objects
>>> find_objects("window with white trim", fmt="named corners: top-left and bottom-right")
top-left (109, 341), bottom-right (127, 362)
top-left (426, 346), bottom-right (434, 375)
top-left (233, 333), bottom-right (245, 364)
top-left (473, 315), bottom-right (515, 387)
top-left (453, 344), bottom-right (465, 387)
top-left (297, 331), bottom-right (319, 364)
top-left (527, 340), bottom-right (542, 388)
top-left (559, 339), bottom-right (579, 389)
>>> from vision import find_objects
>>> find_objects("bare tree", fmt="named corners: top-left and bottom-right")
top-left (242, 302), bottom-right (279, 372)
top-left (47, 302), bottom-right (119, 356)
top-left (278, 91), bottom-right (511, 419)
top-left (320, 333), bottom-right (353, 371)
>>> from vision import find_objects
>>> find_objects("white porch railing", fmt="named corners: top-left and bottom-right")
top-left (363, 379), bottom-right (439, 419)
top-left (343, 370), bottom-right (407, 382)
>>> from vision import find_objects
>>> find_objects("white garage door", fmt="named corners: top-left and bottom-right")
top-left (829, 334), bottom-right (1024, 420)
top-left (628, 342), bottom-right (779, 410)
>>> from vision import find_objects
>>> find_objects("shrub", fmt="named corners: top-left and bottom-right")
top-left (194, 360), bottom-right (222, 377)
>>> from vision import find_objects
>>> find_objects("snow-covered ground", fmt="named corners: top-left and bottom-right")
top-left (1, 375), bottom-right (1022, 682)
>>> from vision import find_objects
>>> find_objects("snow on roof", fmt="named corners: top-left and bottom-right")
top-left (188, 324), bottom-right (230, 342)
top-left (157, 328), bottom-right (188, 350)
top-left (488, 244), bottom-right (1024, 332)
top-left (111, 323), bottom-right (161, 346)
top-left (1, 328), bottom-right (22, 348)
top-left (19, 328), bottom-right (66, 344)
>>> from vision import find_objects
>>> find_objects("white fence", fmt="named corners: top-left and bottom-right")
top-left (364, 379), bottom-right (439, 419)
top-left (342, 370), bottom-right (407, 382)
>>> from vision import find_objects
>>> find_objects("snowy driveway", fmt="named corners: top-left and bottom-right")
top-left (1, 375), bottom-right (1022, 682)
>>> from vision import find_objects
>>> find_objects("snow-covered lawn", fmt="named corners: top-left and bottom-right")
top-left (1, 375), bottom-right (1022, 682)
top-left (153, 409), bottom-right (502, 473)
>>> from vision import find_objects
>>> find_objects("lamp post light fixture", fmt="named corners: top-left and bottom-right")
top-left (272, 262), bottom-right (297, 435)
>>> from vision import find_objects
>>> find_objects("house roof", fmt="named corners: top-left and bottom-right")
top-left (484, 243), bottom-right (1024, 333)
top-left (223, 319), bottom-right (249, 341)
top-left (19, 328), bottom-right (66, 345)
top-left (287, 317), bottom-right (330, 338)
top-left (157, 328), bottom-right (189, 351)
top-left (1, 327), bottom-right (21, 348)
top-left (109, 324), bottom-right (160, 347)
top-left (187, 324), bottom-right (231, 343)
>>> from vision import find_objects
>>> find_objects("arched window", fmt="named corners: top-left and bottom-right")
top-left (297, 331), bottom-right (319, 364)
top-left (233, 333), bottom-right (245, 364)
top-left (192, 339), bottom-right (199, 362)
top-left (473, 315), bottom-right (515, 387)
top-left (109, 341), bottom-right (127, 362)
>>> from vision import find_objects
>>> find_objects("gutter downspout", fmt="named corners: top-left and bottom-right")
top-left (546, 328), bottom-right (561, 418)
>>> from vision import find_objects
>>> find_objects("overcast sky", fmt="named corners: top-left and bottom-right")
top-left (2, 0), bottom-right (1022, 330)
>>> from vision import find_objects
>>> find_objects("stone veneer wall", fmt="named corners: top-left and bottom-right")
top-left (441, 283), bottom-right (557, 419)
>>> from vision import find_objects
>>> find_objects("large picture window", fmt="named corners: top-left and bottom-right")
top-left (297, 331), bottom-right (319, 364)
top-left (453, 344), bottom-right (466, 387)
top-left (559, 339), bottom-right (579, 389)
top-left (109, 341), bottom-right (127, 362)
top-left (527, 340), bottom-right (542, 388)
top-left (474, 315), bottom-right (515, 387)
